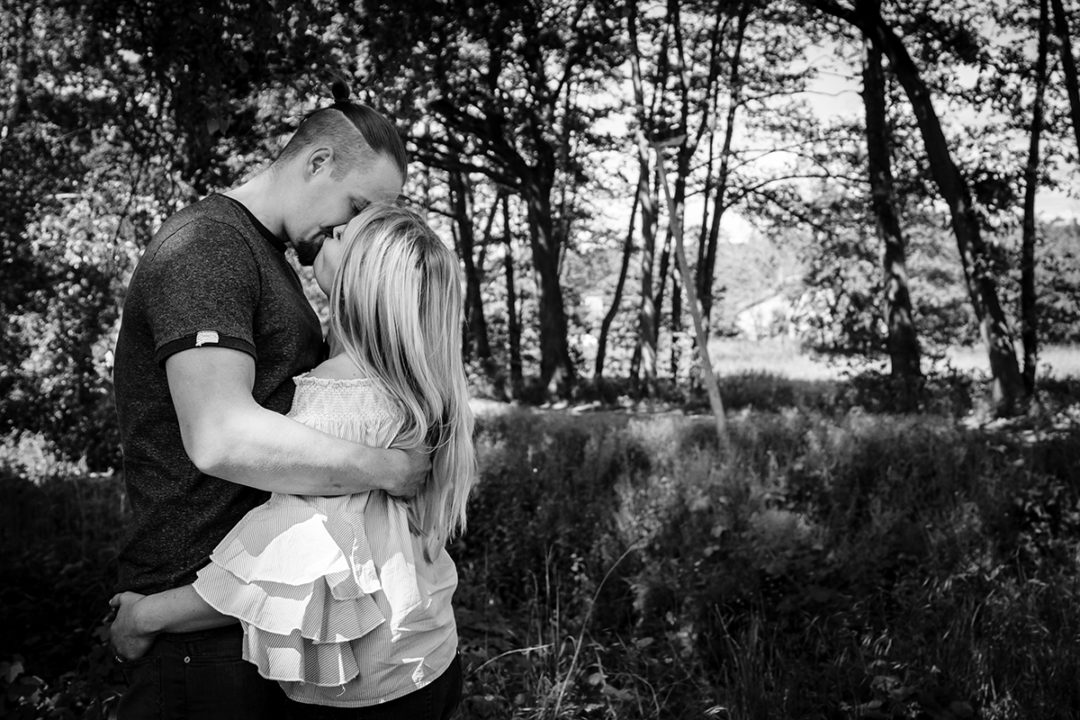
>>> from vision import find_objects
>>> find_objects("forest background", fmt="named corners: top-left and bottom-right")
top-left (2, 0), bottom-right (1080, 718)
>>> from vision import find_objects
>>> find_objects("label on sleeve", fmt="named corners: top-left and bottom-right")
top-left (195, 331), bottom-right (220, 347)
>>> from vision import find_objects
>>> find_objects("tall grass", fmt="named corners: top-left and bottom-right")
top-left (452, 407), bottom-right (1080, 719)
top-left (3, 400), bottom-right (1080, 719)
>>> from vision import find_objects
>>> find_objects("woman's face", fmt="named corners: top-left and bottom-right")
top-left (313, 225), bottom-right (347, 295)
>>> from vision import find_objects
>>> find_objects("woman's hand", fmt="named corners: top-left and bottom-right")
top-left (108, 591), bottom-right (156, 662)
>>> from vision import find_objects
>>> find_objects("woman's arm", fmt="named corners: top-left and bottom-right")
top-left (109, 587), bottom-right (235, 661)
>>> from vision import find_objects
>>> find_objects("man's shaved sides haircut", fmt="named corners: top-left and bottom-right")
top-left (275, 97), bottom-right (407, 179)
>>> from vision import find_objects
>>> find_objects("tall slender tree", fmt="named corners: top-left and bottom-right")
top-left (502, 194), bottom-right (524, 398)
top-left (862, 26), bottom-right (922, 407)
top-left (627, 0), bottom-right (664, 392)
top-left (1021, 0), bottom-right (1052, 395)
top-left (696, 1), bottom-right (752, 332)
top-left (448, 171), bottom-right (505, 397)
top-left (594, 192), bottom-right (638, 379)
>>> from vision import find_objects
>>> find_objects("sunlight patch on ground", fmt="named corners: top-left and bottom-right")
top-left (943, 344), bottom-right (1080, 378)
top-left (707, 337), bottom-right (842, 381)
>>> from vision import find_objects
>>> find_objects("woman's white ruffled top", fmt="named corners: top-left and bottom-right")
top-left (191, 375), bottom-right (458, 708)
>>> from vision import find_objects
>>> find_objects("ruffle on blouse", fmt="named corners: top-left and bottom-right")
top-left (191, 492), bottom-right (427, 687)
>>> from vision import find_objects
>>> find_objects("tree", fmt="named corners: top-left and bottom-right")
top-left (448, 171), bottom-right (506, 397)
top-left (626, 0), bottom-right (664, 392)
top-left (0, 0), bottom-right (150, 467)
top-left (804, 0), bottom-right (1028, 416)
top-left (655, 141), bottom-right (727, 439)
top-left (1021, 0), bottom-right (1052, 395)
top-left (501, 194), bottom-right (525, 398)
top-left (862, 23), bottom-right (922, 407)
top-left (694, 0), bottom-right (752, 334)
top-left (81, 0), bottom-right (351, 195)
top-left (594, 192), bottom-right (638, 379)
top-left (361, 0), bottom-right (623, 397)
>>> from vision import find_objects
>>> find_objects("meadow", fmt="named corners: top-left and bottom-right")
top-left (2, 347), bottom-right (1080, 719)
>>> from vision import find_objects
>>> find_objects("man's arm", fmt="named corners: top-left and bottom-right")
top-left (166, 346), bottom-right (428, 496)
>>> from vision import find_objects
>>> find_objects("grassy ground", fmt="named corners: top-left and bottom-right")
top-left (2, 362), bottom-right (1079, 719)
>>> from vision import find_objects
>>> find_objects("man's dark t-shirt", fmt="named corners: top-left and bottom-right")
top-left (113, 194), bottom-right (324, 595)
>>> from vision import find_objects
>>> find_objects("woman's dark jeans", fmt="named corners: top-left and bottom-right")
top-left (284, 654), bottom-right (463, 720)
top-left (116, 624), bottom-right (289, 719)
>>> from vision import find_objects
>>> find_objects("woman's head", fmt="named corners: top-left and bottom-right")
top-left (323, 203), bottom-right (476, 557)
top-left (325, 204), bottom-right (461, 387)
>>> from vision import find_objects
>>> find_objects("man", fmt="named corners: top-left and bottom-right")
top-left (109, 93), bottom-right (428, 719)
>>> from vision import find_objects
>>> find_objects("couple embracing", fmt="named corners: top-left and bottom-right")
top-left (108, 84), bottom-right (474, 720)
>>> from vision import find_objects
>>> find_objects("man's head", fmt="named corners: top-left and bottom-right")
top-left (274, 88), bottom-right (407, 264)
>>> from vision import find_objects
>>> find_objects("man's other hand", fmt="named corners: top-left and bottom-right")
top-left (384, 447), bottom-right (431, 498)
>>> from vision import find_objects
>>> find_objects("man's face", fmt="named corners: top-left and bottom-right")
top-left (290, 151), bottom-right (403, 266)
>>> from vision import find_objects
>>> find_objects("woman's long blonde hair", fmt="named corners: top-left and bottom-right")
top-left (328, 203), bottom-right (476, 560)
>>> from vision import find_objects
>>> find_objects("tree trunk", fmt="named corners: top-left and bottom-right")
top-left (670, 270), bottom-right (682, 378)
top-left (654, 229), bottom-right (673, 348)
top-left (807, 0), bottom-right (1027, 416)
top-left (656, 144), bottom-right (727, 440)
top-left (628, 0), bottom-right (661, 394)
top-left (448, 172), bottom-right (507, 399)
top-left (522, 175), bottom-right (575, 397)
top-left (697, 3), bottom-right (750, 330)
top-left (1022, 0), bottom-right (1051, 396)
top-left (449, 173), bottom-right (493, 364)
top-left (595, 190), bottom-right (639, 379)
top-left (503, 194), bottom-right (523, 399)
top-left (862, 32), bottom-right (921, 409)
top-left (635, 142), bottom-right (660, 392)
top-left (1050, 0), bottom-right (1080, 158)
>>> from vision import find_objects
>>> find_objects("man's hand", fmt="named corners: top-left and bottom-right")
top-left (109, 591), bottom-right (157, 662)
top-left (383, 447), bottom-right (431, 498)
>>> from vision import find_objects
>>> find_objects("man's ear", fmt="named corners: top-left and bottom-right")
top-left (306, 147), bottom-right (334, 178)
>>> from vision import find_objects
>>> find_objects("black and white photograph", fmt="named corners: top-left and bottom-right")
top-left (2, 0), bottom-right (1079, 718)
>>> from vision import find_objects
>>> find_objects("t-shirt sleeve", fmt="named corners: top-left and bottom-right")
top-left (141, 218), bottom-right (261, 365)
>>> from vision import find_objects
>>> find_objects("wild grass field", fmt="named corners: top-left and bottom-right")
top-left (2, 347), bottom-right (1079, 719)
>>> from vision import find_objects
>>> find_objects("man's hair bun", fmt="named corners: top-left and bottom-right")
top-left (331, 80), bottom-right (351, 104)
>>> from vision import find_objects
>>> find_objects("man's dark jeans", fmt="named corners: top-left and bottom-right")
top-left (116, 624), bottom-right (288, 719)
